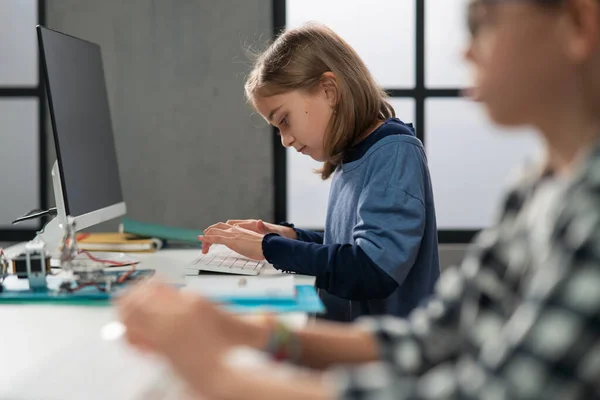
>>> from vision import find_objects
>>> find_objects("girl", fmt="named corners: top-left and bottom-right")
top-left (198, 23), bottom-right (440, 321)
top-left (119, 0), bottom-right (600, 399)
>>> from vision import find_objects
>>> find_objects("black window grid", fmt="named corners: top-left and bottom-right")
top-left (272, 0), bottom-right (477, 244)
top-left (0, 0), bottom-right (47, 242)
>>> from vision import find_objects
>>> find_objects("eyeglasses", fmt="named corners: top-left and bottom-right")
top-left (466, 0), bottom-right (564, 37)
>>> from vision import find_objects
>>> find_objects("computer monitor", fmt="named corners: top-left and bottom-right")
top-left (37, 26), bottom-right (126, 233)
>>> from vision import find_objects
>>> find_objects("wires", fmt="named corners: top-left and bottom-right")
top-left (59, 247), bottom-right (138, 294)
top-left (70, 266), bottom-right (136, 292)
top-left (76, 233), bottom-right (91, 242)
top-left (116, 267), bottom-right (136, 284)
top-left (77, 250), bottom-right (134, 267)
top-left (66, 266), bottom-right (136, 293)
top-left (66, 281), bottom-right (107, 293)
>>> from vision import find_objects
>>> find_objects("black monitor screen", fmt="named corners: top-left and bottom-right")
top-left (37, 26), bottom-right (123, 217)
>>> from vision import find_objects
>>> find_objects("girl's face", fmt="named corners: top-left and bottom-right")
top-left (465, 1), bottom-right (573, 127)
top-left (252, 86), bottom-right (334, 162)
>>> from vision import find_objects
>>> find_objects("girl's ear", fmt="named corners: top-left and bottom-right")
top-left (320, 72), bottom-right (339, 108)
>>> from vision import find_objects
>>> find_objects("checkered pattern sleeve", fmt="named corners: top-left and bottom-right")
top-left (329, 172), bottom-right (600, 399)
top-left (327, 264), bottom-right (469, 399)
top-left (470, 184), bottom-right (600, 399)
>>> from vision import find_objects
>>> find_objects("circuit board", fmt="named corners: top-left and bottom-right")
top-left (0, 269), bottom-right (155, 304)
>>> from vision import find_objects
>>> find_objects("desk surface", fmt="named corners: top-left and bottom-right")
top-left (0, 247), bottom-right (315, 399)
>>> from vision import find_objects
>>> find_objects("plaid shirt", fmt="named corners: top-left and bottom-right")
top-left (330, 143), bottom-right (600, 400)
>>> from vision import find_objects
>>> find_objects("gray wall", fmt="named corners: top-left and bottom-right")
top-left (46, 0), bottom-right (273, 232)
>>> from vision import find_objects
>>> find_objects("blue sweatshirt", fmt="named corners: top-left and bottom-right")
top-left (262, 118), bottom-right (440, 321)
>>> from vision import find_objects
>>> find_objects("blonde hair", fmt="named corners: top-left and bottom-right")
top-left (245, 23), bottom-right (395, 179)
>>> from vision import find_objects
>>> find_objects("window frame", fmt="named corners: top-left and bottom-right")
top-left (0, 0), bottom-right (48, 242)
top-left (272, 0), bottom-right (476, 243)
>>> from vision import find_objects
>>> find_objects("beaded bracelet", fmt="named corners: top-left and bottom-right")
top-left (263, 316), bottom-right (302, 363)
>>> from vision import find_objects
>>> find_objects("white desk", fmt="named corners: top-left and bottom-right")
top-left (0, 247), bottom-right (316, 399)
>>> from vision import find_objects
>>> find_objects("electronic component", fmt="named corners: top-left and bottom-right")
top-left (1, 218), bottom-right (143, 297)
top-left (11, 241), bottom-right (51, 291)
top-left (0, 248), bottom-right (8, 292)
top-left (56, 217), bottom-right (136, 293)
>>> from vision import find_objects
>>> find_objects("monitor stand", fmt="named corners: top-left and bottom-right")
top-left (5, 162), bottom-right (66, 259)
top-left (43, 165), bottom-right (136, 265)
top-left (6, 163), bottom-right (132, 265)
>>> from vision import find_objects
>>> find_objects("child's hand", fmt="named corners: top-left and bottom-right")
top-left (198, 224), bottom-right (266, 260)
top-left (116, 282), bottom-right (239, 398)
top-left (226, 219), bottom-right (297, 240)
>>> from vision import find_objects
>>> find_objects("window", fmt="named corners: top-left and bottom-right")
top-left (425, 98), bottom-right (540, 229)
top-left (0, 99), bottom-right (41, 229)
top-left (0, 0), bottom-right (39, 87)
top-left (275, 0), bottom-right (541, 242)
top-left (0, 0), bottom-right (46, 241)
top-left (425, 0), bottom-right (471, 88)
top-left (286, 0), bottom-right (415, 89)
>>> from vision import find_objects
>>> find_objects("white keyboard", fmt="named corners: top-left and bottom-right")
top-left (190, 251), bottom-right (267, 276)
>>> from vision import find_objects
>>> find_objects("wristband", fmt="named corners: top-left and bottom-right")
top-left (263, 316), bottom-right (302, 363)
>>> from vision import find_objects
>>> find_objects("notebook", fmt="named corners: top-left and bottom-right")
top-left (77, 232), bottom-right (163, 252)
top-left (183, 275), bottom-right (296, 300)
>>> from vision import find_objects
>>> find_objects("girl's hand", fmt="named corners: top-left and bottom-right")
top-left (198, 224), bottom-right (266, 260)
top-left (226, 219), bottom-right (297, 240)
top-left (200, 219), bottom-right (296, 254)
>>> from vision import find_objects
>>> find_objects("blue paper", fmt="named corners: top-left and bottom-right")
top-left (225, 285), bottom-right (324, 314)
